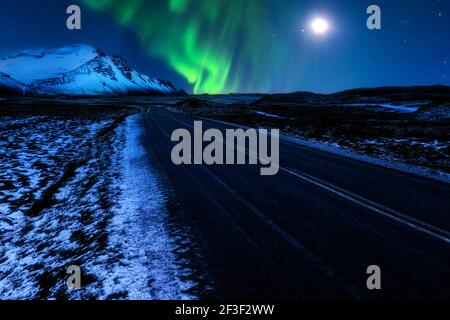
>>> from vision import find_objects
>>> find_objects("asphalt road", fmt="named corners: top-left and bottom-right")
top-left (140, 107), bottom-right (450, 300)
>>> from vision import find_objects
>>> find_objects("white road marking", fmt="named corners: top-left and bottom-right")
top-left (282, 167), bottom-right (450, 245)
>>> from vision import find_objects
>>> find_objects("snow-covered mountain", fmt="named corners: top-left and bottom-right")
top-left (0, 71), bottom-right (26, 95)
top-left (0, 44), bottom-right (178, 96)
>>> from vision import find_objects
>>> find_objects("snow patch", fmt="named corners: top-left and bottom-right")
top-left (281, 135), bottom-right (450, 183)
top-left (254, 111), bottom-right (287, 119)
top-left (343, 102), bottom-right (424, 113)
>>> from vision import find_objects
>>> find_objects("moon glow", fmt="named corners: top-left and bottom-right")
top-left (311, 17), bottom-right (329, 34)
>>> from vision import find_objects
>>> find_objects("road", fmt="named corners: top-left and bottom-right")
top-left (140, 107), bottom-right (450, 299)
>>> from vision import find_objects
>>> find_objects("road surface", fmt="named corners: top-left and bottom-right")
top-left (140, 107), bottom-right (449, 299)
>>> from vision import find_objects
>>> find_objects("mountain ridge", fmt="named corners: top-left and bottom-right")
top-left (0, 44), bottom-right (180, 96)
top-left (255, 85), bottom-right (450, 105)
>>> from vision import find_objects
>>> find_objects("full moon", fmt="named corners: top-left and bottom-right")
top-left (311, 17), bottom-right (329, 34)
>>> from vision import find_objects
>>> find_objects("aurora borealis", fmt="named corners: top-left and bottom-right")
top-left (0, 0), bottom-right (449, 94)
top-left (81, 0), bottom-right (283, 94)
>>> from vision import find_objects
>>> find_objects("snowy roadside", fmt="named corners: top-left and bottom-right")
top-left (191, 115), bottom-right (450, 184)
top-left (100, 115), bottom-right (200, 300)
top-left (280, 134), bottom-right (450, 183)
top-left (171, 97), bottom-right (449, 184)
top-left (0, 111), bottom-right (207, 300)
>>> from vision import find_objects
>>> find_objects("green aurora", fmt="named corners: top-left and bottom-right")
top-left (82, 0), bottom-right (287, 94)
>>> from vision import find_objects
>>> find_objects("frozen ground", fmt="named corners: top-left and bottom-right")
top-left (254, 111), bottom-right (288, 119)
top-left (342, 102), bottom-right (424, 113)
top-left (280, 135), bottom-right (450, 183)
top-left (0, 110), bottom-right (210, 299)
top-left (0, 115), bottom-right (112, 227)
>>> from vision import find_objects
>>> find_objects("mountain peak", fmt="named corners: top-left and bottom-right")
top-left (0, 44), bottom-right (178, 96)
top-left (0, 44), bottom-right (98, 85)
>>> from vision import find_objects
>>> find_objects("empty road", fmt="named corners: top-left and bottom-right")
top-left (140, 107), bottom-right (450, 299)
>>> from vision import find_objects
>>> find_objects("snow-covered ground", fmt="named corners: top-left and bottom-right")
top-left (0, 115), bottom-right (112, 225)
top-left (254, 111), bottom-right (287, 119)
top-left (281, 134), bottom-right (450, 183)
top-left (0, 113), bottom-right (209, 299)
top-left (342, 102), bottom-right (425, 113)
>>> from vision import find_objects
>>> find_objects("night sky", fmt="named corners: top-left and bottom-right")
top-left (0, 0), bottom-right (448, 94)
